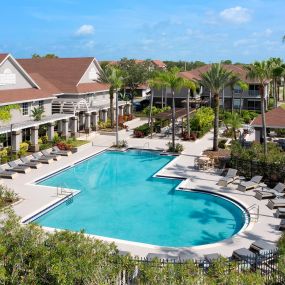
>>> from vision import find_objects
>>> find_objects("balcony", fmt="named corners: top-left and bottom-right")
top-left (248, 90), bottom-right (260, 97)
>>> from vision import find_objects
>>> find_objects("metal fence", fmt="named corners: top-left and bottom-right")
top-left (230, 156), bottom-right (285, 186)
top-left (114, 250), bottom-right (284, 285)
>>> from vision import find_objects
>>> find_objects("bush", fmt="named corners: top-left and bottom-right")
top-left (98, 119), bottom-right (112, 129)
top-left (218, 139), bottom-right (228, 149)
top-left (0, 185), bottom-right (18, 208)
top-left (166, 142), bottom-right (184, 153)
top-left (17, 142), bottom-right (29, 157)
top-left (112, 140), bottom-right (128, 148)
top-left (134, 123), bottom-right (150, 138)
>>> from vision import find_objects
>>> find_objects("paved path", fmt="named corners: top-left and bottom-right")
top-left (2, 123), bottom-right (282, 259)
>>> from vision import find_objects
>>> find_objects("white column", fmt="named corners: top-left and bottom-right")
top-left (102, 110), bottom-right (108, 122)
top-left (11, 130), bottom-right (22, 154)
top-left (30, 126), bottom-right (39, 152)
top-left (47, 122), bottom-right (55, 142)
top-left (119, 106), bottom-right (124, 116)
top-left (62, 119), bottom-right (69, 138)
top-left (91, 112), bottom-right (98, 131)
top-left (85, 113), bottom-right (91, 133)
top-left (79, 113), bottom-right (85, 130)
top-left (70, 117), bottom-right (78, 137)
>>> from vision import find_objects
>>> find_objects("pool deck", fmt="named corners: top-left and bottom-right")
top-left (2, 121), bottom-right (283, 259)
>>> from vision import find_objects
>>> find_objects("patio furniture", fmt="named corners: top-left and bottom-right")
top-left (249, 240), bottom-right (277, 255)
top-left (197, 156), bottom-right (213, 170)
top-left (20, 157), bottom-right (42, 169)
top-left (7, 161), bottom-right (31, 174)
top-left (41, 150), bottom-right (62, 161)
top-left (31, 153), bottom-right (53, 164)
top-left (237, 176), bottom-right (263, 192)
top-left (232, 248), bottom-right (257, 264)
top-left (146, 252), bottom-right (179, 261)
top-left (0, 166), bottom-right (18, 179)
top-left (204, 253), bottom-right (222, 263)
top-left (267, 198), bottom-right (285, 210)
top-left (218, 168), bottom-right (238, 187)
top-left (276, 208), bottom-right (285, 218)
top-left (51, 146), bottom-right (72, 156)
top-left (255, 183), bottom-right (285, 200)
top-left (278, 219), bottom-right (285, 230)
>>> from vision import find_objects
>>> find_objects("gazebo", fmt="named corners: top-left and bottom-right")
top-left (251, 106), bottom-right (285, 142)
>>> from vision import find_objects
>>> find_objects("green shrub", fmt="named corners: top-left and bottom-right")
top-left (218, 139), bottom-right (228, 149)
top-left (166, 142), bottom-right (184, 153)
top-left (134, 123), bottom-right (151, 137)
top-left (17, 142), bottom-right (29, 157)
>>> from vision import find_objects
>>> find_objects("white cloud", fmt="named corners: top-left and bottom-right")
top-left (220, 6), bottom-right (251, 24)
top-left (264, 28), bottom-right (273, 36)
top-left (75, 24), bottom-right (95, 36)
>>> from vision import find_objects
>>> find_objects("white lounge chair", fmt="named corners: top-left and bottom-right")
top-left (0, 166), bottom-right (18, 179)
top-left (267, 199), bottom-right (285, 210)
top-left (255, 183), bottom-right (285, 200)
top-left (218, 168), bottom-right (238, 187)
top-left (51, 146), bottom-right (72, 156)
top-left (7, 161), bottom-right (31, 174)
top-left (41, 150), bottom-right (62, 161)
top-left (237, 176), bottom-right (263, 192)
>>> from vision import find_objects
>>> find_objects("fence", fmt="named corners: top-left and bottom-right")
top-left (113, 250), bottom-right (284, 285)
top-left (230, 155), bottom-right (285, 186)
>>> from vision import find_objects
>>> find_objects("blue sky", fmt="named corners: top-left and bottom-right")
top-left (1, 0), bottom-right (284, 62)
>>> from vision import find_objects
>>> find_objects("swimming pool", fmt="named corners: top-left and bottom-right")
top-left (35, 150), bottom-right (248, 247)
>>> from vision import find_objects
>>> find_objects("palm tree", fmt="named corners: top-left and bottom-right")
top-left (224, 112), bottom-right (243, 140)
top-left (199, 64), bottom-right (233, 151)
top-left (97, 66), bottom-right (123, 145)
top-left (183, 79), bottom-right (196, 138)
top-left (157, 67), bottom-right (185, 149)
top-left (245, 61), bottom-right (271, 156)
top-left (238, 81), bottom-right (249, 114)
top-left (31, 107), bottom-right (45, 121)
top-left (228, 74), bottom-right (240, 114)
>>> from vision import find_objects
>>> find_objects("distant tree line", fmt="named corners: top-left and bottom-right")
top-left (31, 53), bottom-right (58, 58)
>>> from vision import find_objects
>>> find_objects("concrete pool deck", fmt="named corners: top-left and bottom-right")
top-left (2, 127), bottom-right (283, 259)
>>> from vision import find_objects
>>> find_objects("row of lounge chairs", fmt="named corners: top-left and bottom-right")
top-left (0, 147), bottom-right (72, 179)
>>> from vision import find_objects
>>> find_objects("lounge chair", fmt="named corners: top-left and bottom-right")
top-left (267, 198), bottom-right (285, 210)
top-left (41, 150), bottom-right (62, 161)
top-left (0, 166), bottom-right (18, 179)
top-left (232, 248), bottom-right (257, 264)
top-left (276, 208), bottom-right (285, 218)
top-left (20, 157), bottom-right (42, 169)
top-left (249, 240), bottom-right (277, 255)
top-left (7, 161), bottom-right (31, 174)
top-left (51, 146), bottom-right (72, 156)
top-left (237, 176), bottom-right (263, 192)
top-left (278, 219), bottom-right (285, 230)
top-left (146, 252), bottom-right (179, 261)
top-left (218, 168), bottom-right (238, 187)
top-left (255, 183), bottom-right (285, 200)
top-left (31, 153), bottom-right (53, 164)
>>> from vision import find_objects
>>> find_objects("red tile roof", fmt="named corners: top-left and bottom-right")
top-left (251, 106), bottom-right (285, 128)
top-left (179, 64), bottom-right (269, 84)
top-left (18, 57), bottom-right (107, 94)
top-left (77, 82), bottom-right (109, 93)
top-left (0, 53), bottom-right (9, 64)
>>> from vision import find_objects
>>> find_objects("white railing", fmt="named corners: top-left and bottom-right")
top-left (247, 204), bottom-right (260, 222)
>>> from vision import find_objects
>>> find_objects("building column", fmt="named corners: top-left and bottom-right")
top-left (91, 112), bottom-right (98, 131)
top-left (47, 122), bottom-right (55, 142)
top-left (119, 106), bottom-right (124, 116)
top-left (11, 130), bottom-right (22, 154)
top-left (102, 110), bottom-right (108, 122)
top-left (255, 128), bottom-right (261, 143)
top-left (30, 126), bottom-right (39, 152)
top-left (62, 119), bottom-right (69, 138)
top-left (57, 120), bottom-right (63, 135)
top-left (125, 104), bottom-right (131, 115)
top-left (85, 113), bottom-right (91, 133)
top-left (79, 113), bottom-right (85, 130)
top-left (70, 116), bottom-right (78, 137)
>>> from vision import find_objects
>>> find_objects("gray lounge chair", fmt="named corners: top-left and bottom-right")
top-left (51, 146), bottom-right (72, 156)
top-left (41, 150), bottom-right (62, 161)
top-left (267, 198), bottom-right (285, 210)
top-left (255, 183), bottom-right (285, 200)
top-left (0, 166), bottom-right (18, 179)
top-left (232, 248), bottom-right (256, 264)
top-left (20, 157), bottom-right (42, 169)
top-left (146, 252), bottom-right (179, 261)
top-left (218, 168), bottom-right (238, 187)
top-left (278, 219), bottom-right (285, 230)
top-left (249, 240), bottom-right (277, 255)
top-left (31, 153), bottom-right (53, 164)
top-left (276, 208), bottom-right (285, 218)
top-left (237, 176), bottom-right (263, 192)
top-left (7, 161), bottom-right (31, 174)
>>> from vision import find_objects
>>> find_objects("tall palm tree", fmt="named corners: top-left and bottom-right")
top-left (245, 61), bottom-right (271, 156)
top-left (158, 67), bottom-right (185, 149)
top-left (183, 79), bottom-right (196, 138)
top-left (224, 112), bottom-right (243, 140)
top-left (97, 66), bottom-right (123, 145)
top-left (199, 64), bottom-right (233, 151)
top-left (228, 74), bottom-right (241, 114)
top-left (238, 81), bottom-right (249, 114)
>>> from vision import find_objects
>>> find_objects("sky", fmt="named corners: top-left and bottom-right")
top-left (0, 0), bottom-right (284, 63)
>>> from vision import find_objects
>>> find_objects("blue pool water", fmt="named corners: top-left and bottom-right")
top-left (36, 150), bottom-right (247, 247)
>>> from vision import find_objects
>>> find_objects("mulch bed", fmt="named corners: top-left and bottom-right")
top-left (203, 149), bottom-right (231, 159)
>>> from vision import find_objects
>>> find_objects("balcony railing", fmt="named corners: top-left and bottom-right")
top-left (248, 90), bottom-right (260, 96)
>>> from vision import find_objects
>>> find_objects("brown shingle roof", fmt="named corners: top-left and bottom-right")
top-left (77, 82), bottom-right (109, 93)
top-left (0, 53), bottom-right (9, 64)
top-left (18, 57), bottom-right (101, 93)
top-left (179, 64), bottom-right (268, 84)
top-left (251, 107), bottom-right (285, 128)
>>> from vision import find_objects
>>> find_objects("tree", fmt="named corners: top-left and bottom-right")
top-left (221, 60), bottom-right (232, 65)
top-left (237, 81), bottom-right (249, 114)
top-left (32, 54), bottom-right (58, 58)
top-left (0, 105), bottom-right (20, 122)
top-left (118, 58), bottom-right (152, 111)
top-left (228, 74), bottom-right (240, 114)
top-left (157, 67), bottom-right (185, 148)
top-left (245, 61), bottom-right (271, 156)
top-left (199, 64), bottom-right (233, 151)
top-left (224, 112), bottom-right (243, 140)
top-left (183, 79), bottom-right (196, 137)
top-left (31, 107), bottom-right (45, 121)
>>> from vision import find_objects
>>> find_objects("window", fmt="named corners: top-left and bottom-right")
top-left (38, 100), bottom-right (44, 109)
top-left (22, 103), bottom-right (29, 116)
